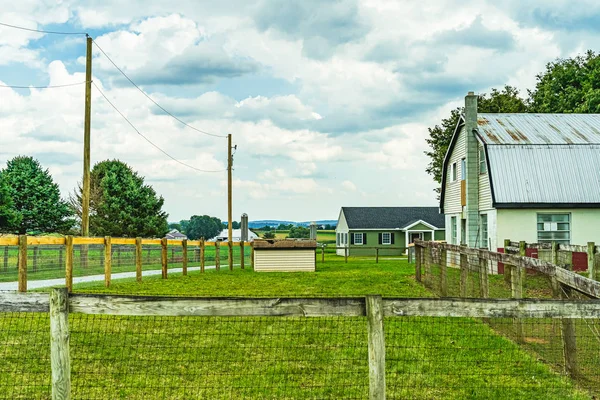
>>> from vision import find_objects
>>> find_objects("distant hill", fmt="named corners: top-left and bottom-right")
top-left (249, 220), bottom-right (337, 229)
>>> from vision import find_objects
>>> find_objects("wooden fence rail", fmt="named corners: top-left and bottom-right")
top-left (3, 290), bottom-right (600, 399)
top-left (0, 235), bottom-right (252, 292)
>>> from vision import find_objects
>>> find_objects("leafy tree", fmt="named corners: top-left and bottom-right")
top-left (277, 223), bottom-right (294, 230)
top-left (232, 221), bottom-right (240, 229)
top-left (529, 50), bottom-right (600, 113)
top-left (0, 156), bottom-right (73, 234)
top-left (0, 176), bottom-right (21, 232)
top-left (71, 160), bottom-right (168, 237)
top-left (168, 222), bottom-right (182, 232)
top-left (186, 215), bottom-right (222, 240)
top-left (263, 231), bottom-right (276, 239)
top-left (425, 86), bottom-right (527, 194)
top-left (288, 226), bottom-right (310, 238)
top-left (260, 225), bottom-right (272, 231)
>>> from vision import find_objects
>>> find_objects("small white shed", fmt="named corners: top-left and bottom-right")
top-left (253, 239), bottom-right (317, 272)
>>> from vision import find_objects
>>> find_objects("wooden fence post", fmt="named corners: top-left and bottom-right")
top-left (345, 247), bottom-right (348, 263)
top-left (240, 240), bottom-right (245, 270)
top-left (135, 238), bottom-right (142, 282)
top-left (460, 248), bottom-right (468, 298)
top-left (551, 241), bottom-right (558, 266)
top-left (510, 241), bottom-right (526, 343)
top-left (33, 246), bottom-right (38, 273)
top-left (250, 241), bottom-right (254, 269)
top-left (504, 239), bottom-right (511, 284)
top-left (415, 245), bottom-right (422, 283)
top-left (366, 295), bottom-right (386, 400)
top-left (200, 238), bottom-right (205, 273)
top-left (478, 250), bottom-right (488, 299)
top-left (215, 242), bottom-right (221, 271)
top-left (161, 238), bottom-right (168, 279)
top-left (50, 287), bottom-right (70, 400)
top-left (104, 237), bottom-right (111, 288)
top-left (440, 247), bottom-right (448, 297)
top-left (425, 246), bottom-right (433, 289)
top-left (588, 242), bottom-right (596, 281)
top-left (65, 236), bottom-right (73, 293)
top-left (559, 262), bottom-right (579, 378)
top-left (18, 235), bottom-right (27, 292)
top-left (182, 239), bottom-right (188, 276)
top-left (376, 248), bottom-right (379, 264)
top-left (321, 245), bottom-right (325, 263)
top-left (3, 245), bottom-right (8, 272)
top-left (228, 241), bottom-right (233, 271)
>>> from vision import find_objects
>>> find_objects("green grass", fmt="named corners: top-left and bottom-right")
top-left (252, 229), bottom-right (337, 243)
top-left (2, 255), bottom-right (593, 399)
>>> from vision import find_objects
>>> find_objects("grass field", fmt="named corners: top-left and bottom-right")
top-left (1, 255), bottom-right (593, 399)
top-left (252, 229), bottom-right (336, 243)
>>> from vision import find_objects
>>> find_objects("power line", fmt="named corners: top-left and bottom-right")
top-left (0, 22), bottom-right (87, 35)
top-left (92, 81), bottom-right (227, 173)
top-left (91, 39), bottom-right (228, 139)
top-left (0, 81), bottom-right (87, 89)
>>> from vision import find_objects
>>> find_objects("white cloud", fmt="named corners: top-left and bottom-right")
top-left (342, 180), bottom-right (357, 191)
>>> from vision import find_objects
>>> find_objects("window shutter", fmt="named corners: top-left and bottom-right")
top-left (350, 233), bottom-right (355, 245)
top-left (391, 233), bottom-right (395, 245)
top-left (378, 233), bottom-right (382, 245)
top-left (363, 233), bottom-right (367, 245)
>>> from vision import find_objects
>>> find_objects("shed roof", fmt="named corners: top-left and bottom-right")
top-left (487, 145), bottom-right (600, 205)
top-left (341, 207), bottom-right (444, 230)
top-left (477, 114), bottom-right (600, 145)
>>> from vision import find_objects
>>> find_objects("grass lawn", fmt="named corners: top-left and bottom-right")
top-left (1, 254), bottom-right (592, 399)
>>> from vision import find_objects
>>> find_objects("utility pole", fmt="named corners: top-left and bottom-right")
top-left (228, 133), bottom-right (233, 270)
top-left (81, 35), bottom-right (93, 237)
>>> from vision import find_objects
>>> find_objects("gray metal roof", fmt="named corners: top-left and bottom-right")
top-left (487, 145), bottom-right (600, 204)
top-left (342, 207), bottom-right (445, 229)
top-left (477, 114), bottom-right (600, 145)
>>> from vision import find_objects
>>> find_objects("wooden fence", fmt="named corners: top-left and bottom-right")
top-left (414, 239), bottom-right (600, 379)
top-left (318, 245), bottom-right (407, 264)
top-left (3, 289), bottom-right (600, 399)
top-left (0, 235), bottom-right (254, 292)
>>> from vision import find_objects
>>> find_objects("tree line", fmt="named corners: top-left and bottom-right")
top-left (426, 50), bottom-right (600, 193)
top-left (0, 157), bottom-right (172, 237)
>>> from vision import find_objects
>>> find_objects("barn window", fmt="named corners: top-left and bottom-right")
top-left (479, 147), bottom-right (487, 174)
top-left (537, 214), bottom-right (570, 245)
top-left (479, 214), bottom-right (488, 249)
top-left (451, 217), bottom-right (457, 245)
top-left (382, 233), bottom-right (391, 245)
top-left (451, 162), bottom-right (457, 181)
top-left (461, 158), bottom-right (466, 180)
top-left (354, 233), bottom-right (363, 245)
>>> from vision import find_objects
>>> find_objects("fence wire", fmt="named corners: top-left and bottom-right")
top-left (0, 245), bottom-right (18, 282)
top-left (69, 314), bottom-right (368, 399)
top-left (0, 311), bottom-right (50, 400)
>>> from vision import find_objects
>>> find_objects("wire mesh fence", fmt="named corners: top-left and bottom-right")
top-left (0, 245), bottom-right (18, 282)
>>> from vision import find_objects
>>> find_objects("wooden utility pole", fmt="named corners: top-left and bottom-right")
top-left (227, 133), bottom-right (233, 270)
top-left (81, 35), bottom-right (93, 237)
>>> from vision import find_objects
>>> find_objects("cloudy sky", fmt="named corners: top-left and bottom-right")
top-left (0, 1), bottom-right (596, 222)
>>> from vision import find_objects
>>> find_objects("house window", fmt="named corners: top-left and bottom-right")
top-left (461, 158), bottom-right (466, 180)
top-left (480, 214), bottom-right (488, 249)
top-left (479, 147), bottom-right (487, 174)
top-left (537, 214), bottom-right (570, 244)
top-left (336, 233), bottom-right (340, 246)
top-left (354, 233), bottom-right (363, 245)
top-left (451, 217), bottom-right (457, 245)
top-left (451, 162), bottom-right (457, 182)
top-left (382, 233), bottom-right (391, 245)
top-left (344, 233), bottom-right (348, 245)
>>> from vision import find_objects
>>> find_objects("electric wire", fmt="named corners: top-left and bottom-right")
top-left (0, 81), bottom-right (87, 89)
top-left (92, 81), bottom-right (227, 173)
top-left (91, 39), bottom-right (228, 139)
top-left (0, 22), bottom-right (87, 35)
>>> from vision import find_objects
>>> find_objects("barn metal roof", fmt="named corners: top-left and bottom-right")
top-left (477, 114), bottom-right (600, 145)
top-left (487, 145), bottom-right (600, 205)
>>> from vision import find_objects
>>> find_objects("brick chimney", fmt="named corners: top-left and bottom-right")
top-left (465, 92), bottom-right (480, 247)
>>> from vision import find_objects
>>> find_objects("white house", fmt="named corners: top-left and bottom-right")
top-left (440, 92), bottom-right (600, 256)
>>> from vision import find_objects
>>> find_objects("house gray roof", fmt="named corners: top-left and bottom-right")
top-left (342, 207), bottom-right (444, 230)
top-left (488, 145), bottom-right (600, 205)
top-left (477, 113), bottom-right (600, 145)
top-left (165, 229), bottom-right (187, 239)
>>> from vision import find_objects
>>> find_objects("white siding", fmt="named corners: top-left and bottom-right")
top-left (478, 144), bottom-right (493, 211)
top-left (254, 250), bottom-right (316, 272)
top-left (336, 209), bottom-right (349, 256)
top-left (444, 127), bottom-right (466, 214)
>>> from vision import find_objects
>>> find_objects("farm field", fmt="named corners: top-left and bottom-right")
top-left (2, 255), bottom-right (590, 398)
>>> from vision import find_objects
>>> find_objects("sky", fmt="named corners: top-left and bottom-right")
top-left (0, 0), bottom-right (598, 222)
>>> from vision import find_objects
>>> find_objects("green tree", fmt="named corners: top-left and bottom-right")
top-left (425, 86), bottom-right (527, 194)
top-left (288, 226), bottom-right (310, 238)
top-left (71, 160), bottom-right (168, 237)
top-left (168, 222), bottom-right (182, 232)
top-left (0, 175), bottom-right (21, 232)
top-left (0, 156), bottom-right (73, 234)
top-left (263, 231), bottom-right (276, 239)
top-left (232, 221), bottom-right (240, 229)
top-left (529, 50), bottom-right (600, 113)
top-left (186, 215), bottom-right (222, 240)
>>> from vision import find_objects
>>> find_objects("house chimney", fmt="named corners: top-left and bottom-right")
top-left (465, 92), bottom-right (480, 247)
top-left (241, 213), bottom-right (248, 242)
top-left (309, 222), bottom-right (317, 240)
